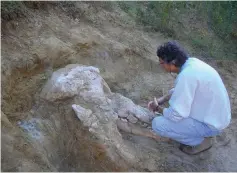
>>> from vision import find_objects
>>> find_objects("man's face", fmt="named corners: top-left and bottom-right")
top-left (159, 58), bottom-right (178, 73)
top-left (159, 58), bottom-right (171, 72)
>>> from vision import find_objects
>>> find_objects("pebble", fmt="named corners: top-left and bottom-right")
top-left (127, 114), bottom-right (138, 124)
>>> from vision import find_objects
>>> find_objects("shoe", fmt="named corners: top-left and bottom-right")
top-left (179, 137), bottom-right (213, 155)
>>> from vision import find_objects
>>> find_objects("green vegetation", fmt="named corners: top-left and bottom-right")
top-left (119, 2), bottom-right (237, 39)
top-left (1, 1), bottom-right (236, 59)
top-left (118, 1), bottom-right (237, 60)
top-left (1, 1), bottom-right (26, 20)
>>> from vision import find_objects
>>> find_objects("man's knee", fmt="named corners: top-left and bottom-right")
top-left (152, 116), bottom-right (167, 134)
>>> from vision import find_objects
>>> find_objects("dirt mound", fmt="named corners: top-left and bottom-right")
top-left (2, 2), bottom-right (237, 171)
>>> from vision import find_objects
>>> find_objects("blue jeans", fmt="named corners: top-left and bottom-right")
top-left (152, 116), bottom-right (221, 146)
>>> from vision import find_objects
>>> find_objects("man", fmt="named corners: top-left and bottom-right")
top-left (148, 41), bottom-right (231, 155)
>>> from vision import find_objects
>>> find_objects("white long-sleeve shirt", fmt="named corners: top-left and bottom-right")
top-left (163, 58), bottom-right (231, 130)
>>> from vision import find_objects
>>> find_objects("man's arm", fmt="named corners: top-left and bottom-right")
top-left (165, 72), bottom-right (197, 121)
top-left (148, 88), bottom-right (174, 112)
top-left (157, 88), bottom-right (174, 105)
top-left (155, 71), bottom-right (197, 122)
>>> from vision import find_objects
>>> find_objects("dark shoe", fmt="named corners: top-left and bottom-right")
top-left (179, 138), bottom-right (212, 155)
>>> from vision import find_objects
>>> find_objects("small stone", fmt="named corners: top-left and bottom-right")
top-left (120, 118), bottom-right (128, 122)
top-left (91, 122), bottom-right (98, 128)
top-left (141, 123), bottom-right (149, 128)
top-left (127, 114), bottom-right (138, 124)
top-left (106, 98), bottom-right (112, 104)
top-left (118, 109), bottom-right (129, 118)
top-left (89, 128), bottom-right (95, 133)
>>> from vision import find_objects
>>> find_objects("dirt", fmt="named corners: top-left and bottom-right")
top-left (1, 2), bottom-right (237, 172)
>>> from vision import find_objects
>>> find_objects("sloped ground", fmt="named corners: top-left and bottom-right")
top-left (1, 2), bottom-right (237, 171)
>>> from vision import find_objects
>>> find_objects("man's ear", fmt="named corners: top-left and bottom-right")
top-left (170, 59), bottom-right (177, 65)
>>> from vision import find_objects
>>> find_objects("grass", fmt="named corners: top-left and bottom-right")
top-left (1, 1), bottom-right (236, 60)
top-left (117, 1), bottom-right (237, 60)
top-left (1, 1), bottom-right (25, 20)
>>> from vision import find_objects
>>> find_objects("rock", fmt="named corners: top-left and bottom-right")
top-left (116, 119), bottom-right (131, 133)
top-left (133, 106), bottom-right (155, 124)
top-left (120, 118), bottom-right (128, 122)
top-left (72, 104), bottom-right (139, 166)
top-left (110, 93), bottom-right (155, 124)
top-left (127, 114), bottom-right (138, 124)
top-left (41, 64), bottom-right (153, 127)
top-left (40, 64), bottom-right (162, 170)
top-left (117, 109), bottom-right (129, 118)
top-left (72, 104), bottom-right (95, 127)
top-left (40, 64), bottom-right (111, 103)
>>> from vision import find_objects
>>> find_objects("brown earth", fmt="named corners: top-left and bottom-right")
top-left (1, 2), bottom-right (237, 171)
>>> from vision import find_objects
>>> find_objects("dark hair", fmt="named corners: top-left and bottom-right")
top-left (157, 41), bottom-right (188, 67)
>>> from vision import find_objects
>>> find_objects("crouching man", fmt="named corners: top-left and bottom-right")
top-left (149, 41), bottom-right (231, 155)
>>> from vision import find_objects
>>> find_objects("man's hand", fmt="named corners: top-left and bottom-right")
top-left (148, 97), bottom-right (164, 113)
top-left (148, 97), bottom-right (159, 112)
